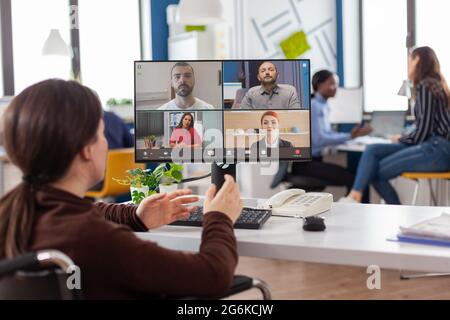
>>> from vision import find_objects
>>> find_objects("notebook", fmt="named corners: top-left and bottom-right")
top-left (389, 213), bottom-right (450, 247)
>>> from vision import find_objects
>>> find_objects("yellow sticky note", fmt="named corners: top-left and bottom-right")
top-left (185, 25), bottom-right (206, 32)
top-left (280, 31), bottom-right (311, 59)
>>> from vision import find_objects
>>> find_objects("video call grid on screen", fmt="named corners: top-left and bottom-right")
top-left (134, 59), bottom-right (311, 163)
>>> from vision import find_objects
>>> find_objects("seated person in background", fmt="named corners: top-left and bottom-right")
top-left (103, 110), bottom-right (133, 149)
top-left (273, 70), bottom-right (372, 191)
top-left (0, 79), bottom-right (243, 299)
top-left (169, 112), bottom-right (202, 148)
top-left (89, 110), bottom-right (135, 192)
top-left (340, 46), bottom-right (450, 204)
top-left (158, 62), bottom-right (214, 110)
top-left (240, 61), bottom-right (300, 109)
top-left (251, 111), bottom-right (293, 152)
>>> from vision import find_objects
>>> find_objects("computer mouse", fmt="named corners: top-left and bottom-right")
top-left (303, 216), bottom-right (326, 232)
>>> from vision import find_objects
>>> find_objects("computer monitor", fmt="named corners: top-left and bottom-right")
top-left (134, 60), bottom-right (311, 186)
top-left (370, 111), bottom-right (406, 138)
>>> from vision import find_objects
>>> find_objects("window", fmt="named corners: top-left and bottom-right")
top-left (11, 0), bottom-right (71, 93)
top-left (78, 0), bottom-right (141, 104)
top-left (362, 0), bottom-right (408, 111)
top-left (416, 0), bottom-right (450, 84)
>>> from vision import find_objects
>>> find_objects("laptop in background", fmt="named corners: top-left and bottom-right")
top-left (370, 111), bottom-right (406, 138)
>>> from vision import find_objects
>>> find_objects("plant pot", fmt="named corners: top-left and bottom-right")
top-left (144, 138), bottom-right (154, 149)
top-left (159, 183), bottom-right (177, 194)
top-left (130, 186), bottom-right (149, 204)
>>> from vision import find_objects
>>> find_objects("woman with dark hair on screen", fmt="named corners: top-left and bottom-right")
top-left (169, 112), bottom-right (202, 148)
top-left (340, 46), bottom-right (450, 204)
top-left (0, 79), bottom-right (243, 299)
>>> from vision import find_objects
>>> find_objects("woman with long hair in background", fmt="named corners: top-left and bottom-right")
top-left (340, 46), bottom-right (450, 204)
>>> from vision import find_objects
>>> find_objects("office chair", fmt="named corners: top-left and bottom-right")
top-left (0, 250), bottom-right (82, 300)
top-left (0, 250), bottom-right (271, 300)
top-left (401, 171), bottom-right (450, 206)
top-left (271, 162), bottom-right (327, 192)
top-left (178, 276), bottom-right (271, 300)
top-left (280, 175), bottom-right (328, 192)
top-left (85, 148), bottom-right (146, 199)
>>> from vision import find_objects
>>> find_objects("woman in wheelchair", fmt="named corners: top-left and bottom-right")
top-left (0, 79), bottom-right (243, 299)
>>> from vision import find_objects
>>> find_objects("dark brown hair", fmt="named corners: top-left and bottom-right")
top-left (0, 79), bottom-right (102, 258)
top-left (410, 46), bottom-right (450, 106)
top-left (171, 62), bottom-right (194, 77)
top-left (176, 112), bottom-right (194, 130)
top-left (312, 70), bottom-right (334, 92)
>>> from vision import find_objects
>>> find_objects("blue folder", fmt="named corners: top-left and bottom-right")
top-left (396, 234), bottom-right (450, 248)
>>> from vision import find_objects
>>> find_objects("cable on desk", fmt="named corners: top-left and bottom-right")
top-left (180, 172), bottom-right (211, 183)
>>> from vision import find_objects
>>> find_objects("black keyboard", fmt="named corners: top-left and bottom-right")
top-left (170, 207), bottom-right (272, 229)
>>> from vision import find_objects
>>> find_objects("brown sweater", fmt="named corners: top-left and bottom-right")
top-left (26, 186), bottom-right (238, 299)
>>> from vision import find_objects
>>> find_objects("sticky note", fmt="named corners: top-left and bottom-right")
top-left (185, 25), bottom-right (206, 32)
top-left (280, 30), bottom-right (311, 59)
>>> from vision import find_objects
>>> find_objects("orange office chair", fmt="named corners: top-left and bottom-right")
top-left (85, 148), bottom-right (145, 199)
top-left (401, 171), bottom-right (450, 206)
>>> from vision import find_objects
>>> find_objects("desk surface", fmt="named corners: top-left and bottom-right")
top-left (136, 202), bottom-right (450, 273)
top-left (337, 136), bottom-right (391, 152)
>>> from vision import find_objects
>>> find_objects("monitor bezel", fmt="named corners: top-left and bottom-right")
top-left (134, 59), bottom-right (312, 164)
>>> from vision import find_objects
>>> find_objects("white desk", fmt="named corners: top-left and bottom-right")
top-left (336, 136), bottom-right (391, 153)
top-left (136, 201), bottom-right (450, 273)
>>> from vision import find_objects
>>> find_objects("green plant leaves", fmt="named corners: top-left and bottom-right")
top-left (131, 190), bottom-right (146, 204)
top-left (114, 163), bottom-right (183, 197)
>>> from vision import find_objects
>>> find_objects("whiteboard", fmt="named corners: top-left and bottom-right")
top-left (224, 0), bottom-right (337, 73)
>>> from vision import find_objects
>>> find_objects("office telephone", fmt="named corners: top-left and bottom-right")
top-left (263, 189), bottom-right (333, 218)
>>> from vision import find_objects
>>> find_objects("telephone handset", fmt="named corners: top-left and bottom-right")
top-left (264, 189), bottom-right (333, 218)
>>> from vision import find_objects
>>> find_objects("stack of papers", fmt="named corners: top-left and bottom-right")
top-left (396, 213), bottom-right (450, 247)
top-left (349, 136), bottom-right (391, 145)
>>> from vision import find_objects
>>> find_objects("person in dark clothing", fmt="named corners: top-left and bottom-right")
top-left (103, 110), bottom-right (133, 149)
top-left (0, 79), bottom-right (243, 299)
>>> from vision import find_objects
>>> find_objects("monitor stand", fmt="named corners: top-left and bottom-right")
top-left (211, 162), bottom-right (236, 190)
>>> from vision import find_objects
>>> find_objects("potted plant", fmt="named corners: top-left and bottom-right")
top-left (143, 134), bottom-right (157, 149)
top-left (113, 163), bottom-right (183, 204)
top-left (113, 168), bottom-right (155, 204)
top-left (156, 163), bottom-right (184, 194)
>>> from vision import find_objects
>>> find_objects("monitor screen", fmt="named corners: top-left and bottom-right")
top-left (134, 59), bottom-right (311, 163)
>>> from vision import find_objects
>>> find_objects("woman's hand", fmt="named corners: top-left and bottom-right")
top-left (136, 189), bottom-right (199, 230)
top-left (203, 175), bottom-right (243, 224)
top-left (173, 142), bottom-right (187, 148)
top-left (389, 134), bottom-right (401, 143)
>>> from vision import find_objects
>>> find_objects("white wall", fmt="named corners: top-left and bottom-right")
top-left (222, 0), bottom-right (337, 74)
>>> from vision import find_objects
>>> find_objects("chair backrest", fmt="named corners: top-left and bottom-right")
top-left (85, 148), bottom-right (146, 198)
top-left (0, 250), bottom-right (82, 300)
